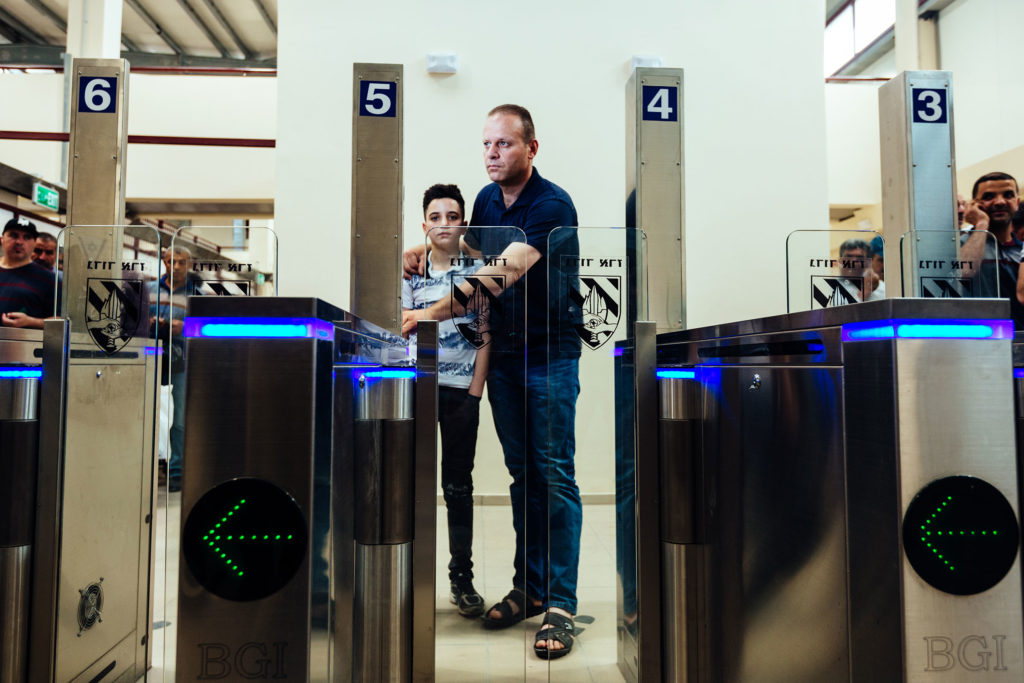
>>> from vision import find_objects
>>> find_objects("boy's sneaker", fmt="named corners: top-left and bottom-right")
top-left (450, 579), bottom-right (485, 617)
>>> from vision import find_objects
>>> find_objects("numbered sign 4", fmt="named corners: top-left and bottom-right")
top-left (642, 85), bottom-right (677, 122)
top-left (78, 76), bottom-right (117, 113)
top-left (359, 81), bottom-right (397, 117)
top-left (912, 87), bottom-right (948, 124)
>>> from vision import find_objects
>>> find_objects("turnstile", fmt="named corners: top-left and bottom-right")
top-left (176, 297), bottom-right (437, 682)
top-left (618, 298), bottom-right (1024, 681)
top-left (0, 330), bottom-right (42, 683)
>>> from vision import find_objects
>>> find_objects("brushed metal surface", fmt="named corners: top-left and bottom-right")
top-left (353, 542), bottom-right (412, 682)
top-left (177, 336), bottom-right (324, 682)
top-left (633, 322), bottom-right (662, 682)
top-left (0, 329), bottom-right (42, 365)
top-left (0, 379), bottom-right (38, 420)
top-left (662, 543), bottom-right (704, 683)
top-left (354, 374), bottom-right (413, 420)
top-left (351, 63), bottom-right (403, 332)
top-left (655, 297), bottom-right (1007, 348)
top-left (411, 320), bottom-right (437, 683)
top-left (628, 68), bottom-right (684, 332)
top-left (332, 364), bottom-right (356, 682)
top-left (704, 365), bottom-right (849, 683)
top-left (0, 546), bottom-right (30, 683)
top-left (658, 419), bottom-right (701, 544)
top-left (28, 318), bottom-right (69, 683)
top-left (894, 338), bottom-right (1024, 680)
top-left (658, 376), bottom-right (699, 420)
top-left (353, 419), bottom-right (415, 544)
top-left (65, 58), bottom-right (128, 324)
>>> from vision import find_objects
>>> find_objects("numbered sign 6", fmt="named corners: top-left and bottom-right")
top-left (359, 81), bottom-right (397, 117)
top-left (912, 88), bottom-right (947, 124)
top-left (641, 85), bottom-right (678, 122)
top-left (78, 76), bottom-right (117, 113)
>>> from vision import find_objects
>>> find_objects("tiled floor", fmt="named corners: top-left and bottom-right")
top-left (151, 495), bottom-right (625, 682)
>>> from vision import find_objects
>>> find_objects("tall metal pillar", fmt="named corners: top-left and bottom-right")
top-left (351, 63), bottom-right (403, 332)
top-left (878, 70), bottom-right (956, 297)
top-left (626, 67), bottom-right (685, 331)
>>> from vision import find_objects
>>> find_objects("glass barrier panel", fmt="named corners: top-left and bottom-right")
top-left (785, 229), bottom-right (885, 312)
top-left (545, 226), bottom-right (647, 678)
top-left (413, 226), bottom-right (532, 679)
top-left (164, 225), bottom-right (278, 680)
top-left (57, 224), bottom-right (165, 680)
top-left (899, 229), bottom-right (1000, 300)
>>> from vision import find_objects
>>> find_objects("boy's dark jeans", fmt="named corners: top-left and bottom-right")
top-left (438, 385), bottom-right (481, 581)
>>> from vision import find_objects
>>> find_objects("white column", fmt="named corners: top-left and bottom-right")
top-left (895, 0), bottom-right (919, 72)
top-left (66, 0), bottom-right (122, 59)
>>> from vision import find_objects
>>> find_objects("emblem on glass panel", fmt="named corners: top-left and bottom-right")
top-left (920, 276), bottom-right (973, 298)
top-left (86, 277), bottom-right (142, 354)
top-left (451, 275), bottom-right (504, 349)
top-left (200, 280), bottom-right (251, 296)
top-left (810, 275), bottom-right (862, 309)
top-left (570, 275), bottom-right (620, 350)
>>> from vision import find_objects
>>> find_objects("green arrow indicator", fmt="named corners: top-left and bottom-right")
top-left (918, 496), bottom-right (1003, 573)
top-left (201, 497), bottom-right (296, 577)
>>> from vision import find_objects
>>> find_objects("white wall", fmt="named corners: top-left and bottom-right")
top-left (276, 0), bottom-right (828, 324)
top-left (276, 0), bottom-right (829, 497)
top-left (826, 82), bottom-right (882, 207)
top-left (0, 71), bottom-right (276, 200)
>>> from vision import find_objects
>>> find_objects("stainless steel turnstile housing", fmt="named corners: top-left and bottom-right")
top-left (619, 299), bottom-right (1024, 682)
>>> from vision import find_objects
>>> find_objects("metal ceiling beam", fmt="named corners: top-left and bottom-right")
top-left (0, 21), bottom-right (25, 43)
top-left (201, 0), bottom-right (253, 60)
top-left (124, 0), bottom-right (186, 55)
top-left (25, 0), bottom-right (66, 34)
top-left (121, 34), bottom-right (141, 53)
top-left (252, 0), bottom-right (276, 37)
top-left (0, 43), bottom-right (276, 69)
top-left (0, 6), bottom-right (47, 45)
top-left (174, 0), bottom-right (232, 58)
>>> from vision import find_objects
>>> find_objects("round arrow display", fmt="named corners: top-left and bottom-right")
top-left (902, 476), bottom-right (1019, 596)
top-left (183, 478), bottom-right (307, 601)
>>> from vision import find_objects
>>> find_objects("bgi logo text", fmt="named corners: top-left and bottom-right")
top-left (197, 641), bottom-right (287, 679)
top-left (924, 635), bottom-right (1009, 672)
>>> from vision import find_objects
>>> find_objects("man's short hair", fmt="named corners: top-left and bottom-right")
top-left (488, 104), bottom-right (535, 143)
top-left (422, 184), bottom-right (465, 219)
top-left (3, 216), bottom-right (38, 238)
top-left (36, 232), bottom-right (57, 245)
top-left (163, 245), bottom-right (192, 259)
top-left (972, 171), bottom-right (1018, 198)
top-left (839, 238), bottom-right (871, 257)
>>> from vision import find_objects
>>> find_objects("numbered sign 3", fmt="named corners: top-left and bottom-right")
top-left (78, 76), bottom-right (117, 113)
top-left (912, 87), bottom-right (947, 124)
top-left (360, 81), bottom-right (397, 117)
top-left (642, 85), bottom-right (677, 121)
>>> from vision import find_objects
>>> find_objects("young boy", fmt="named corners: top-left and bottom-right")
top-left (402, 183), bottom-right (489, 616)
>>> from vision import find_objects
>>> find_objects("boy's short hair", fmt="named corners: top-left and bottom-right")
top-left (422, 184), bottom-right (465, 220)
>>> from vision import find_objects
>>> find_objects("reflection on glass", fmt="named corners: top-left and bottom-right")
top-left (785, 229), bottom-right (884, 313)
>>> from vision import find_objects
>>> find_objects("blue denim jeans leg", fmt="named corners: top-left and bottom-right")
top-left (488, 354), bottom-right (582, 614)
top-left (169, 370), bottom-right (185, 484)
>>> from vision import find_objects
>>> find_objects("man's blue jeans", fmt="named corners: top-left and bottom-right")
top-left (487, 354), bottom-right (582, 614)
top-left (169, 370), bottom-right (185, 485)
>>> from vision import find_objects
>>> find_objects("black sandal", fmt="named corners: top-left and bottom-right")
top-left (481, 588), bottom-right (543, 630)
top-left (534, 612), bottom-right (575, 659)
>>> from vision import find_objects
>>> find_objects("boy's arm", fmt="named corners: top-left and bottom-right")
top-left (467, 344), bottom-right (490, 398)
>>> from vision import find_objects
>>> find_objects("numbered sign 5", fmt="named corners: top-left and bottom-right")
top-left (359, 81), bottom-right (397, 117)
top-left (78, 76), bottom-right (117, 113)
top-left (912, 88), bottom-right (947, 124)
top-left (641, 85), bottom-right (678, 122)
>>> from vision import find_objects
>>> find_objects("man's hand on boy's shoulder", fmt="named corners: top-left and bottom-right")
top-left (403, 243), bottom-right (427, 279)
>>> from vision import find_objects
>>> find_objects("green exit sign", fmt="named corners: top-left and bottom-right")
top-left (32, 182), bottom-right (59, 212)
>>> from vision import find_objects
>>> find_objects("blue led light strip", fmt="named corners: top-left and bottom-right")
top-left (842, 318), bottom-right (1013, 342)
top-left (1014, 369), bottom-right (1024, 379)
top-left (358, 369), bottom-right (416, 380)
top-left (184, 317), bottom-right (333, 340)
top-left (0, 367), bottom-right (42, 379)
top-left (656, 369), bottom-right (696, 380)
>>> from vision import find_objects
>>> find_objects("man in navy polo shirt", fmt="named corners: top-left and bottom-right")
top-left (1, 217), bottom-right (56, 328)
top-left (402, 104), bottom-right (582, 658)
